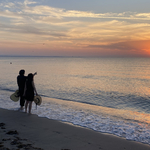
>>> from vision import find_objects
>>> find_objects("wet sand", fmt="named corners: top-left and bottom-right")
top-left (0, 108), bottom-right (150, 150)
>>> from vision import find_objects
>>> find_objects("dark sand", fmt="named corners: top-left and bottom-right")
top-left (0, 108), bottom-right (150, 150)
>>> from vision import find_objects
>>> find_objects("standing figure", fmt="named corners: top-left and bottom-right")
top-left (17, 70), bottom-right (27, 110)
top-left (24, 73), bottom-right (38, 114)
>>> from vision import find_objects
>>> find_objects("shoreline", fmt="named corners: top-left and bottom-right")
top-left (0, 108), bottom-right (150, 150)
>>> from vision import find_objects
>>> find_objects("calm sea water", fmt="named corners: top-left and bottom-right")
top-left (1, 56), bottom-right (150, 144)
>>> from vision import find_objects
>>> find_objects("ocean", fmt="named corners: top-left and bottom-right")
top-left (1, 56), bottom-right (150, 144)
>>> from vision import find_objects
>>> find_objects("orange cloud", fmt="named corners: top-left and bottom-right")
top-left (88, 40), bottom-right (150, 57)
top-left (0, 1), bottom-right (150, 57)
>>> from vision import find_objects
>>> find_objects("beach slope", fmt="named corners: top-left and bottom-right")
top-left (0, 108), bottom-right (150, 150)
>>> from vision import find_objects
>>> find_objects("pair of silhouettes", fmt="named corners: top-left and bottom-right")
top-left (17, 70), bottom-right (38, 114)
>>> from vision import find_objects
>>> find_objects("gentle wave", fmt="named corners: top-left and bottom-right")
top-left (1, 57), bottom-right (150, 145)
top-left (2, 86), bottom-right (150, 114)
top-left (1, 93), bottom-right (150, 145)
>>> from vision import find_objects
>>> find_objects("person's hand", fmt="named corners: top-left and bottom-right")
top-left (33, 72), bottom-right (37, 76)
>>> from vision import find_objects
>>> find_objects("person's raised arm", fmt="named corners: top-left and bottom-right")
top-left (33, 72), bottom-right (37, 76)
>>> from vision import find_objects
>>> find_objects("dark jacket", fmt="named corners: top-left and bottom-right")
top-left (17, 75), bottom-right (27, 96)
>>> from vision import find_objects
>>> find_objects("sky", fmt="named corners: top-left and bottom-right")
top-left (0, 0), bottom-right (150, 57)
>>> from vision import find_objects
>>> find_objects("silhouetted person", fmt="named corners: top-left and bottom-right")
top-left (24, 73), bottom-right (38, 114)
top-left (17, 70), bottom-right (27, 110)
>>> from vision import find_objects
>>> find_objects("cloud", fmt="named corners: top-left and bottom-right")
top-left (1, 1), bottom-right (150, 21)
top-left (0, 0), bottom-right (150, 57)
top-left (24, 0), bottom-right (37, 6)
top-left (21, 5), bottom-right (150, 20)
top-left (88, 41), bottom-right (137, 50)
top-left (0, 22), bottom-right (67, 39)
top-left (4, 2), bottom-right (15, 8)
top-left (20, 4), bottom-right (150, 20)
top-left (0, 10), bottom-right (23, 19)
top-left (88, 40), bottom-right (150, 56)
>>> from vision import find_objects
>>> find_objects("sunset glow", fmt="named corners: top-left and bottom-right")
top-left (0, 0), bottom-right (150, 57)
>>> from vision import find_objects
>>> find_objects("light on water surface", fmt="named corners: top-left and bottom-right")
top-left (1, 57), bottom-right (150, 144)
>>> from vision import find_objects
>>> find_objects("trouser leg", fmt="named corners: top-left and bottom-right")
top-left (20, 96), bottom-right (25, 107)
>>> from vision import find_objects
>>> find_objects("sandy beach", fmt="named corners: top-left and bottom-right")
top-left (0, 108), bottom-right (150, 150)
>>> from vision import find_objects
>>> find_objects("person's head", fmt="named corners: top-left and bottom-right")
top-left (27, 73), bottom-right (33, 82)
top-left (19, 70), bottom-right (25, 75)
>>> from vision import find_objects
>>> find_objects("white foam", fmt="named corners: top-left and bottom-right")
top-left (1, 95), bottom-right (150, 145)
